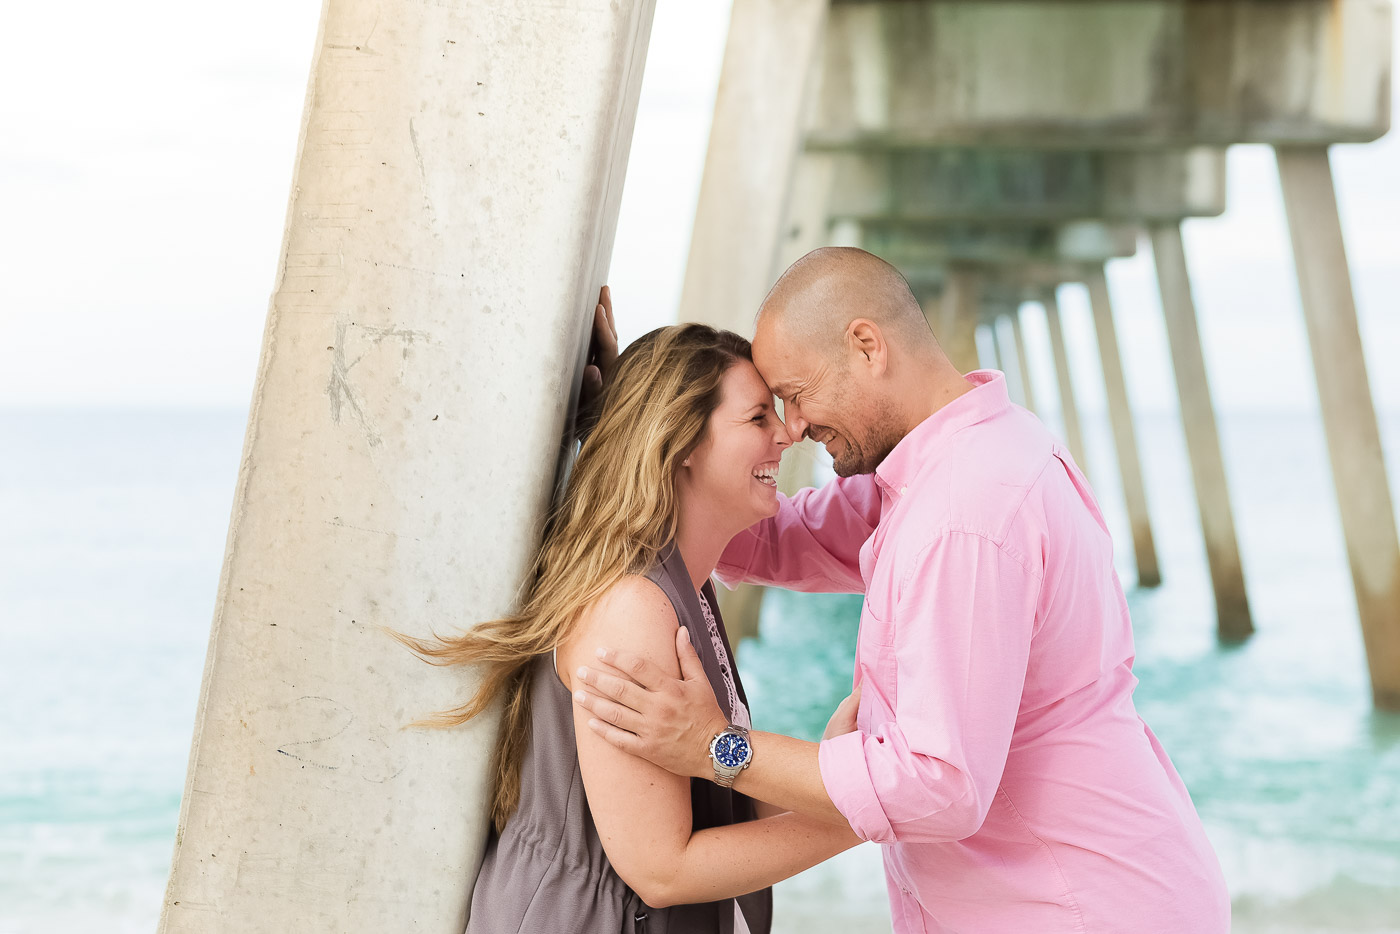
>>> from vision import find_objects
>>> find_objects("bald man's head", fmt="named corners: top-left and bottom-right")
top-left (755, 246), bottom-right (934, 357)
top-left (750, 247), bottom-right (961, 477)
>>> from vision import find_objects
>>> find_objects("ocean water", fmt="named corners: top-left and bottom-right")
top-left (2, 405), bottom-right (1398, 932)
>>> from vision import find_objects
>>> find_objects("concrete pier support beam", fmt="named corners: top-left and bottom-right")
top-left (979, 296), bottom-right (1018, 377)
top-left (679, 0), bottom-right (829, 646)
top-left (678, 0), bottom-right (828, 335)
top-left (939, 267), bottom-right (983, 374)
top-left (792, 0), bottom-right (1391, 682)
top-left (988, 313), bottom-right (1008, 376)
top-left (159, 2), bottom-right (657, 930)
top-left (1010, 310), bottom-right (1038, 415)
top-left (811, 0), bottom-right (1391, 149)
top-left (826, 147), bottom-right (1226, 224)
top-left (1040, 286), bottom-right (1091, 476)
top-left (858, 220), bottom-right (1138, 280)
top-left (1276, 146), bottom-right (1400, 709)
top-left (1149, 223), bottom-right (1254, 641)
top-left (1085, 266), bottom-right (1162, 588)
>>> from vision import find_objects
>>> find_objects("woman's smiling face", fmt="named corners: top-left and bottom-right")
top-left (680, 360), bottom-right (792, 526)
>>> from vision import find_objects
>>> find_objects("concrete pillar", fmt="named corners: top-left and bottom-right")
top-left (678, 0), bottom-right (828, 334)
top-left (681, 0), bottom-right (829, 644)
top-left (989, 316), bottom-right (1021, 404)
top-left (769, 154), bottom-right (838, 498)
top-left (159, 2), bottom-right (657, 931)
top-left (1085, 266), bottom-right (1162, 588)
top-left (774, 154), bottom-right (837, 274)
top-left (937, 267), bottom-right (982, 373)
top-left (1149, 223), bottom-right (1253, 641)
top-left (1010, 309), bottom-right (1038, 415)
top-left (985, 305), bottom-right (1010, 373)
top-left (976, 321), bottom-right (1002, 372)
top-left (1276, 146), bottom-right (1400, 710)
top-left (1041, 286), bottom-right (1091, 478)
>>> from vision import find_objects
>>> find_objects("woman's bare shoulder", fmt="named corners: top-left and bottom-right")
top-left (557, 575), bottom-right (680, 688)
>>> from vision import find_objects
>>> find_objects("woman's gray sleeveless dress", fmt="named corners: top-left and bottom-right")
top-left (464, 545), bottom-right (773, 934)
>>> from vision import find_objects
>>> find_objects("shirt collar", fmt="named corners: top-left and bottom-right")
top-left (874, 370), bottom-right (1011, 497)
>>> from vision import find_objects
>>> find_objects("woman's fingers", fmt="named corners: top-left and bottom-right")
top-left (581, 364), bottom-right (602, 398)
top-left (594, 293), bottom-right (618, 366)
top-left (599, 285), bottom-right (615, 333)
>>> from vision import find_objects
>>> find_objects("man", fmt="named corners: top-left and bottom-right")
top-left (575, 248), bottom-right (1229, 932)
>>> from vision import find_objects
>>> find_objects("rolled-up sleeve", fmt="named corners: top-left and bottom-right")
top-left (716, 475), bottom-right (880, 593)
top-left (818, 530), bottom-right (1041, 845)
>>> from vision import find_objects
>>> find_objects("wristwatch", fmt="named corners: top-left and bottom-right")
top-left (708, 724), bottom-right (753, 788)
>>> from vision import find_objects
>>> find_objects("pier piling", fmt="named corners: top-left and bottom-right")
top-left (1150, 223), bottom-right (1254, 640)
top-left (1276, 146), bottom-right (1400, 708)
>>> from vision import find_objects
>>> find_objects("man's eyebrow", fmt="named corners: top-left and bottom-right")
top-left (769, 381), bottom-right (796, 397)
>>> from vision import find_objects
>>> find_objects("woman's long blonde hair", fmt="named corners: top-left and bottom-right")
top-left (396, 323), bottom-right (752, 831)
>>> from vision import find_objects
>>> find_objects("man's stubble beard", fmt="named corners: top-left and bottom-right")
top-left (830, 394), bottom-right (905, 478)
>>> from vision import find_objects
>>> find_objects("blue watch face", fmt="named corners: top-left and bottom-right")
top-left (714, 733), bottom-right (750, 769)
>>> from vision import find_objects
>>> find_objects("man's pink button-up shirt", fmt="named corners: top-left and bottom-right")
top-left (718, 371), bottom-right (1229, 933)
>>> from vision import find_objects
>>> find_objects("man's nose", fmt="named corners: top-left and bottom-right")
top-left (783, 412), bottom-right (807, 444)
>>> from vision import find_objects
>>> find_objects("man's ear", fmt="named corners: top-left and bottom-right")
top-left (846, 319), bottom-right (887, 375)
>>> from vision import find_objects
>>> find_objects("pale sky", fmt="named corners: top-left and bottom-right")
top-left (1, 2), bottom-right (1395, 415)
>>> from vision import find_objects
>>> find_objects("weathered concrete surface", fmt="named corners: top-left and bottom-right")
top-left (826, 147), bottom-right (1226, 222)
top-left (680, 0), bottom-right (829, 335)
top-left (857, 220), bottom-right (1137, 275)
top-left (809, 0), bottom-right (1392, 149)
top-left (1009, 311), bottom-right (1037, 415)
top-left (1085, 267), bottom-right (1161, 588)
top-left (1150, 223), bottom-right (1254, 641)
top-left (159, 1), bottom-right (656, 931)
top-left (978, 295), bottom-right (1017, 374)
top-left (1040, 287), bottom-right (1092, 477)
top-left (1276, 146), bottom-right (1400, 709)
top-left (678, 0), bottom-right (829, 642)
top-left (933, 268), bottom-right (982, 373)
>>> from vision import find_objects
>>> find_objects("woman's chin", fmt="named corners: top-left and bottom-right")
top-left (755, 485), bottom-right (781, 517)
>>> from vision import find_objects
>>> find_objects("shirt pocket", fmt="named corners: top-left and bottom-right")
top-left (860, 573), bottom-right (898, 646)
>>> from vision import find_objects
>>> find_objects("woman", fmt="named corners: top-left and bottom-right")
top-left (397, 316), bottom-right (859, 933)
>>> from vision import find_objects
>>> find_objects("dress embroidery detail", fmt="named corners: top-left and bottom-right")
top-left (697, 591), bottom-right (749, 729)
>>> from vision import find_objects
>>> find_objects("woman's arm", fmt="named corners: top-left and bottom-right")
top-left (559, 576), bottom-right (859, 908)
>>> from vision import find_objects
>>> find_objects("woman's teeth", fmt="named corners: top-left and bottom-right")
top-left (752, 466), bottom-right (778, 487)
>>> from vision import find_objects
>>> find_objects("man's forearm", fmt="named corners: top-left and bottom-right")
top-left (729, 732), bottom-right (850, 828)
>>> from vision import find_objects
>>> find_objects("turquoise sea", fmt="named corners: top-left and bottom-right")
top-left (2, 405), bottom-right (1399, 932)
